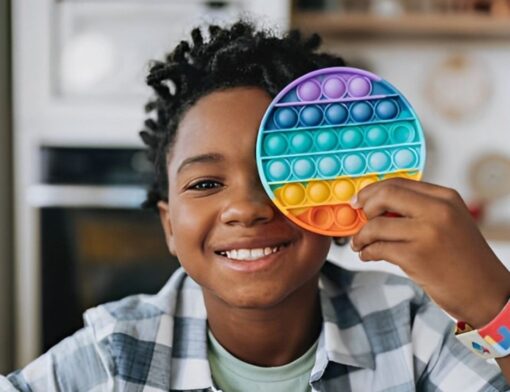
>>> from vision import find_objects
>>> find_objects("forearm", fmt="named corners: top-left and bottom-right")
top-left (496, 356), bottom-right (510, 386)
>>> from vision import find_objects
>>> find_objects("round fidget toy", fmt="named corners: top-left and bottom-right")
top-left (256, 67), bottom-right (426, 236)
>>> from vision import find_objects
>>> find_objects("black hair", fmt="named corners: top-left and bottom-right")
top-left (139, 19), bottom-right (346, 212)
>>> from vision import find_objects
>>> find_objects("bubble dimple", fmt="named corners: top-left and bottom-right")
top-left (368, 151), bottom-right (391, 172)
top-left (333, 179), bottom-right (355, 201)
top-left (315, 130), bottom-right (338, 151)
top-left (348, 76), bottom-right (372, 97)
top-left (267, 159), bottom-right (290, 181)
top-left (310, 207), bottom-right (334, 229)
top-left (391, 124), bottom-right (416, 144)
top-left (318, 156), bottom-right (340, 177)
top-left (263, 134), bottom-right (287, 156)
top-left (290, 132), bottom-right (313, 153)
top-left (297, 80), bottom-right (321, 101)
top-left (299, 106), bottom-right (323, 127)
top-left (393, 148), bottom-right (418, 169)
top-left (375, 99), bottom-right (399, 120)
top-left (325, 103), bottom-right (348, 125)
top-left (343, 153), bottom-right (366, 175)
top-left (274, 107), bottom-right (298, 129)
top-left (365, 126), bottom-right (388, 146)
top-left (308, 181), bottom-right (331, 203)
top-left (282, 183), bottom-right (306, 206)
top-left (335, 205), bottom-right (359, 228)
top-left (323, 76), bottom-right (346, 99)
top-left (340, 128), bottom-right (363, 148)
top-left (293, 158), bottom-right (315, 179)
top-left (350, 102), bottom-right (373, 122)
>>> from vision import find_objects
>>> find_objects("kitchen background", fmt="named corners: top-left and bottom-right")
top-left (2, 0), bottom-right (510, 373)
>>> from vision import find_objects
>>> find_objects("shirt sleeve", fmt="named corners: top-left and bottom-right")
top-left (412, 298), bottom-right (509, 391)
top-left (0, 327), bottom-right (114, 392)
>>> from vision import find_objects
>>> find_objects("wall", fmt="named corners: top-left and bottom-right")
top-left (0, 0), bottom-right (13, 373)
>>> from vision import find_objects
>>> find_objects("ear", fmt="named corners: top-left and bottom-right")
top-left (158, 200), bottom-right (177, 256)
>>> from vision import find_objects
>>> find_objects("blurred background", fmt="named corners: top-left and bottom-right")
top-left (2, 0), bottom-right (510, 374)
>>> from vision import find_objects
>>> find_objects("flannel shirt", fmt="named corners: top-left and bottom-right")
top-left (1, 262), bottom-right (508, 391)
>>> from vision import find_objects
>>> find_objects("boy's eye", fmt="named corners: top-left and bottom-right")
top-left (188, 179), bottom-right (222, 191)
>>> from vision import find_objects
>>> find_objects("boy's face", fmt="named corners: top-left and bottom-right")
top-left (158, 87), bottom-right (331, 309)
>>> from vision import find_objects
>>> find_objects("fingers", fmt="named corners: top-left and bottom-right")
top-left (357, 240), bottom-right (410, 263)
top-left (351, 216), bottom-right (416, 251)
top-left (356, 177), bottom-right (464, 206)
top-left (353, 178), bottom-right (463, 220)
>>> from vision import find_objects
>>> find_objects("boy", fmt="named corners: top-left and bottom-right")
top-left (1, 20), bottom-right (509, 391)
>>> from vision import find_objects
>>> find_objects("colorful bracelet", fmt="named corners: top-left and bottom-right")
top-left (455, 299), bottom-right (510, 359)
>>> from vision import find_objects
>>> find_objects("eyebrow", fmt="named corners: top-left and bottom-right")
top-left (176, 153), bottom-right (225, 174)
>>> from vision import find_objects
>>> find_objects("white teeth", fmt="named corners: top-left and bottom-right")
top-left (222, 246), bottom-right (283, 261)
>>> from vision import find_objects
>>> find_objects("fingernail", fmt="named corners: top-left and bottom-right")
top-left (350, 238), bottom-right (357, 252)
top-left (350, 195), bottom-right (359, 208)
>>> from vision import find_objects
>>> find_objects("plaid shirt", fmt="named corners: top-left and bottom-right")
top-left (1, 262), bottom-right (508, 392)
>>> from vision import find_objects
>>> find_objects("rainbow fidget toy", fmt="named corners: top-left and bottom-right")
top-left (256, 67), bottom-right (426, 236)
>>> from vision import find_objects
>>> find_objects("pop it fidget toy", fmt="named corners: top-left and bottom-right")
top-left (256, 67), bottom-right (426, 236)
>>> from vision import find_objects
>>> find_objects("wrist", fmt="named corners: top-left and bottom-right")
top-left (469, 294), bottom-right (510, 329)
top-left (455, 297), bottom-right (510, 359)
top-left (461, 277), bottom-right (510, 329)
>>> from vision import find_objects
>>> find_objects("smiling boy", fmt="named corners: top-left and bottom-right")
top-left (1, 20), bottom-right (510, 392)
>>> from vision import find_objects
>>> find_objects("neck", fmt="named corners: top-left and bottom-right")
top-left (203, 274), bottom-right (322, 367)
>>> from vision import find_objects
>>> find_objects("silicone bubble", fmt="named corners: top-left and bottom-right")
top-left (257, 67), bottom-right (425, 236)
top-left (348, 76), bottom-right (372, 97)
top-left (297, 80), bottom-right (321, 101)
top-left (299, 106), bottom-right (323, 127)
top-left (335, 205), bottom-right (359, 228)
top-left (263, 133), bottom-right (287, 156)
top-left (315, 130), bottom-right (338, 151)
top-left (393, 148), bottom-right (418, 169)
top-left (292, 157), bottom-right (315, 179)
top-left (307, 181), bottom-right (331, 203)
top-left (368, 151), bottom-right (392, 172)
top-left (350, 102), bottom-right (373, 122)
top-left (290, 132), bottom-right (313, 153)
top-left (274, 107), bottom-right (298, 129)
top-left (266, 159), bottom-right (290, 181)
top-left (356, 175), bottom-right (378, 191)
top-left (340, 128), bottom-right (363, 149)
top-left (343, 153), bottom-right (366, 175)
top-left (365, 126), bottom-right (388, 146)
top-left (375, 99), bottom-right (399, 120)
top-left (309, 207), bottom-right (334, 229)
top-left (332, 179), bottom-right (355, 201)
top-left (390, 123), bottom-right (416, 144)
top-left (325, 103), bottom-right (348, 125)
top-left (317, 156), bottom-right (340, 177)
top-left (281, 183), bottom-right (306, 206)
top-left (323, 76), bottom-right (346, 99)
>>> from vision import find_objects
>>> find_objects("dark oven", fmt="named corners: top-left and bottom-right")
top-left (38, 146), bottom-right (180, 351)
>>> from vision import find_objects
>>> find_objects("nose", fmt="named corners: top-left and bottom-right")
top-left (220, 180), bottom-right (275, 227)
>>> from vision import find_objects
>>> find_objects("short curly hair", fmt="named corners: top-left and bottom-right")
top-left (139, 19), bottom-right (346, 212)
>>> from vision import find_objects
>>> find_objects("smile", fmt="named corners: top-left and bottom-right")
top-left (216, 243), bottom-right (290, 261)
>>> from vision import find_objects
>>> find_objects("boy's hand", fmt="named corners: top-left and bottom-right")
top-left (351, 178), bottom-right (510, 328)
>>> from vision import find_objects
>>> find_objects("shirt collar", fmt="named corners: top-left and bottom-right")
top-left (165, 262), bottom-right (375, 391)
top-left (316, 262), bottom-right (375, 371)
